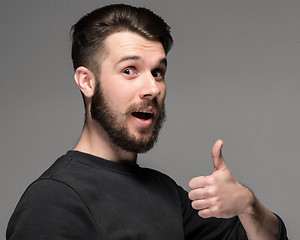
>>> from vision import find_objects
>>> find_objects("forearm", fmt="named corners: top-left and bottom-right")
top-left (238, 189), bottom-right (279, 240)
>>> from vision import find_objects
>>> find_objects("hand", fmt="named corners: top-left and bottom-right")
top-left (188, 140), bottom-right (252, 219)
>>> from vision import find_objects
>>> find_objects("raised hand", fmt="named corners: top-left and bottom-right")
top-left (188, 140), bottom-right (252, 219)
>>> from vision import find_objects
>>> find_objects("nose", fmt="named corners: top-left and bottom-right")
top-left (139, 73), bottom-right (162, 100)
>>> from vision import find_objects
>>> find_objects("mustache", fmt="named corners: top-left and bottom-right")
top-left (124, 99), bottom-right (161, 115)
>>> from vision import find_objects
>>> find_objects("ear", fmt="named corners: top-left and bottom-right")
top-left (74, 66), bottom-right (96, 98)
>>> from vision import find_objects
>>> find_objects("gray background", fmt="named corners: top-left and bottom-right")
top-left (1, 0), bottom-right (299, 238)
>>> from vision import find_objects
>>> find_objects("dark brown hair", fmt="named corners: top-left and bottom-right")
top-left (71, 4), bottom-right (173, 75)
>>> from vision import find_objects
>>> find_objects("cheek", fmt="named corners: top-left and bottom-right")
top-left (104, 84), bottom-right (136, 112)
top-left (100, 74), bottom-right (134, 108)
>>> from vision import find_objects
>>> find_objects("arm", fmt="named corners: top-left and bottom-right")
top-left (238, 193), bottom-right (279, 240)
top-left (188, 140), bottom-right (282, 240)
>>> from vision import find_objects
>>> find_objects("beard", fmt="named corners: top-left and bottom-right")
top-left (90, 80), bottom-right (166, 153)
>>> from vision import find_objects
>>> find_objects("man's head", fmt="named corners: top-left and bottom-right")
top-left (71, 4), bottom-right (173, 76)
top-left (71, 4), bottom-right (173, 153)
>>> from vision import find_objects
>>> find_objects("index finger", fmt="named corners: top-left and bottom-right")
top-left (189, 176), bottom-right (205, 190)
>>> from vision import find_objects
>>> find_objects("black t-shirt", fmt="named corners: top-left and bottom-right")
top-left (7, 151), bottom-right (287, 239)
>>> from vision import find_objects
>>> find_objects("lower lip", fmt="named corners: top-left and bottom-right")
top-left (131, 115), bottom-right (154, 128)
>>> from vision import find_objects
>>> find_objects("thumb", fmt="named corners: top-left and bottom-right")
top-left (212, 139), bottom-right (227, 170)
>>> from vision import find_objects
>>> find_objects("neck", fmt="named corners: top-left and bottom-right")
top-left (73, 119), bottom-right (138, 164)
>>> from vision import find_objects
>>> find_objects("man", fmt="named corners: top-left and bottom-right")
top-left (7, 4), bottom-right (287, 239)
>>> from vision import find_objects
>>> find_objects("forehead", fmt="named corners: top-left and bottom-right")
top-left (101, 31), bottom-right (166, 63)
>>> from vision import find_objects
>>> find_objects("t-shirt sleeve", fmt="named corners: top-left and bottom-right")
top-left (178, 186), bottom-right (288, 240)
top-left (275, 213), bottom-right (289, 240)
top-left (6, 178), bottom-right (101, 240)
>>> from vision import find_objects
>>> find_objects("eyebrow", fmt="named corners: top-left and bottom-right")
top-left (117, 55), bottom-right (167, 68)
top-left (160, 58), bottom-right (168, 68)
top-left (117, 56), bottom-right (141, 64)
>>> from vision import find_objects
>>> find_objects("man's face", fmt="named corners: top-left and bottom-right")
top-left (90, 31), bottom-right (167, 153)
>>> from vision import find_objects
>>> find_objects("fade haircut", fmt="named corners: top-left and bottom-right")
top-left (71, 4), bottom-right (173, 76)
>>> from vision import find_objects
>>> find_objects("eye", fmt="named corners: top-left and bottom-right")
top-left (123, 67), bottom-right (137, 76)
top-left (152, 68), bottom-right (165, 81)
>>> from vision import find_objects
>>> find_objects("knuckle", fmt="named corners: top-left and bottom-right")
top-left (210, 197), bottom-right (217, 206)
top-left (207, 187), bottom-right (217, 196)
top-left (207, 176), bottom-right (215, 185)
top-left (211, 206), bottom-right (220, 216)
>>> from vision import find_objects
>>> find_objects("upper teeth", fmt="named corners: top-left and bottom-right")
top-left (137, 110), bottom-right (153, 114)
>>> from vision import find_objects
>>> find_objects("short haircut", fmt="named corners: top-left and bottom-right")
top-left (71, 4), bottom-right (173, 75)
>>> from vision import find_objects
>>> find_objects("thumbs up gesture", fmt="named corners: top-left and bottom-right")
top-left (189, 140), bottom-right (252, 219)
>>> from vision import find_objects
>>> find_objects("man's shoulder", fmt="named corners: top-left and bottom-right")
top-left (15, 151), bottom-right (87, 200)
top-left (20, 151), bottom-right (83, 204)
top-left (7, 169), bottom-right (100, 239)
top-left (38, 151), bottom-right (94, 184)
top-left (39, 152), bottom-right (73, 179)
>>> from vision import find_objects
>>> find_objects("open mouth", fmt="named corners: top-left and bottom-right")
top-left (131, 110), bottom-right (154, 120)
